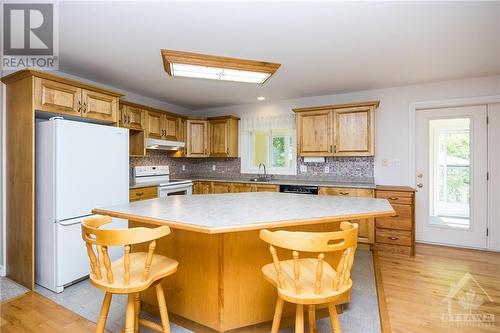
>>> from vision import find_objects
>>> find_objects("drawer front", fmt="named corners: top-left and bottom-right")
top-left (374, 243), bottom-right (412, 256)
top-left (376, 190), bottom-right (413, 205)
top-left (129, 186), bottom-right (158, 202)
top-left (375, 204), bottom-right (412, 230)
top-left (318, 187), bottom-right (374, 197)
top-left (376, 229), bottom-right (412, 246)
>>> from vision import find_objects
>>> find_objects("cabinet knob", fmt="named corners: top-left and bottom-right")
top-left (388, 197), bottom-right (398, 200)
top-left (135, 192), bottom-right (143, 196)
top-left (339, 192), bottom-right (349, 195)
top-left (77, 101), bottom-right (82, 112)
top-left (83, 102), bottom-right (87, 113)
top-left (388, 236), bottom-right (399, 241)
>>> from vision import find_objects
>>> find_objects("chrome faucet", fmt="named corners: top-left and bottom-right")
top-left (258, 163), bottom-right (267, 180)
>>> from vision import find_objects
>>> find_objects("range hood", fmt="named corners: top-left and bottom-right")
top-left (145, 138), bottom-right (185, 151)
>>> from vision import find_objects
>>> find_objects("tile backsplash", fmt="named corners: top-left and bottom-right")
top-left (130, 151), bottom-right (374, 183)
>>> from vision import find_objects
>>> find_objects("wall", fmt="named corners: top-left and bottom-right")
top-left (0, 70), bottom-right (193, 276)
top-left (195, 75), bottom-right (500, 186)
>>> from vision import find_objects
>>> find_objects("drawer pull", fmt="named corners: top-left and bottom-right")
top-left (392, 214), bottom-right (400, 217)
top-left (339, 192), bottom-right (349, 195)
top-left (388, 197), bottom-right (399, 200)
top-left (135, 192), bottom-right (144, 196)
top-left (388, 236), bottom-right (399, 240)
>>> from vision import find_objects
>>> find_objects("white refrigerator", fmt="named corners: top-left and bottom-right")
top-left (35, 118), bottom-right (129, 293)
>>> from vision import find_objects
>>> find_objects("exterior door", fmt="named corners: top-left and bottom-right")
top-left (415, 105), bottom-right (488, 248)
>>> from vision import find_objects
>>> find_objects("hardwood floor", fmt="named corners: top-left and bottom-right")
top-left (374, 243), bottom-right (500, 333)
top-left (0, 292), bottom-right (105, 333)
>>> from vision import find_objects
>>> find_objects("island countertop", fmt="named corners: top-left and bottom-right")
top-left (93, 192), bottom-right (395, 233)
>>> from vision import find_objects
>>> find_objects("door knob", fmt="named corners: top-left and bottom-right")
top-left (417, 183), bottom-right (423, 188)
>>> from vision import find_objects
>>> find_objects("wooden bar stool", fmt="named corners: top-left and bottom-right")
top-left (260, 222), bottom-right (358, 333)
top-left (81, 216), bottom-right (178, 333)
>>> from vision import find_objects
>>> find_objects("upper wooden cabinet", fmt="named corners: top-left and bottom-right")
top-left (145, 111), bottom-right (180, 141)
top-left (333, 105), bottom-right (375, 156)
top-left (33, 76), bottom-right (120, 123)
top-left (120, 103), bottom-right (145, 130)
top-left (187, 120), bottom-right (208, 157)
top-left (293, 101), bottom-right (379, 157)
top-left (296, 109), bottom-right (333, 156)
top-left (208, 116), bottom-right (239, 157)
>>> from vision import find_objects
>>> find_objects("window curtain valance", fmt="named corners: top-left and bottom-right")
top-left (240, 114), bottom-right (296, 132)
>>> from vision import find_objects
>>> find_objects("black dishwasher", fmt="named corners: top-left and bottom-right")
top-left (279, 184), bottom-right (319, 195)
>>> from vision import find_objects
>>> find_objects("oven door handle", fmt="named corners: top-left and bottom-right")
top-left (158, 183), bottom-right (193, 192)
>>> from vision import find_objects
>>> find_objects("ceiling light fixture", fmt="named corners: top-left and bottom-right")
top-left (257, 96), bottom-right (266, 101)
top-left (161, 50), bottom-right (280, 84)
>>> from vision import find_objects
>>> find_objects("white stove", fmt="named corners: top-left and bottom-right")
top-left (132, 165), bottom-right (193, 196)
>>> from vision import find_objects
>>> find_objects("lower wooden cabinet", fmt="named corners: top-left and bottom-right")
top-left (213, 182), bottom-right (232, 194)
top-left (129, 186), bottom-right (158, 202)
top-left (319, 187), bottom-right (375, 245)
top-left (253, 184), bottom-right (279, 192)
top-left (231, 183), bottom-right (253, 193)
top-left (192, 181), bottom-right (279, 194)
top-left (374, 186), bottom-right (416, 256)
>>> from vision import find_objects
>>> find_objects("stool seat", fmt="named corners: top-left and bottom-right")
top-left (91, 252), bottom-right (178, 294)
top-left (262, 259), bottom-right (352, 304)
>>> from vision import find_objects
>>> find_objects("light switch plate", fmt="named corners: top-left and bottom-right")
top-left (382, 159), bottom-right (389, 167)
top-left (182, 165), bottom-right (186, 171)
top-left (212, 165), bottom-right (216, 171)
top-left (300, 165), bottom-right (307, 173)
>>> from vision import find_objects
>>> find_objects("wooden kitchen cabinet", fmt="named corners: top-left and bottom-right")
top-left (34, 77), bottom-right (82, 117)
top-left (34, 77), bottom-right (119, 123)
top-left (253, 184), bottom-right (279, 192)
top-left (318, 186), bottom-right (375, 244)
top-left (193, 181), bottom-right (212, 194)
top-left (213, 182), bottom-right (232, 193)
top-left (145, 111), bottom-right (164, 139)
top-left (164, 115), bottom-right (179, 140)
top-left (187, 120), bottom-right (208, 157)
top-left (81, 89), bottom-right (118, 123)
top-left (293, 101), bottom-right (379, 157)
top-left (208, 116), bottom-right (239, 157)
top-left (129, 186), bottom-right (158, 202)
top-left (231, 183), bottom-right (253, 193)
top-left (120, 104), bottom-right (145, 130)
top-left (333, 105), bottom-right (375, 156)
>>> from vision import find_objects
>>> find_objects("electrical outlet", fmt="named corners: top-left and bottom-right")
top-left (382, 159), bottom-right (389, 167)
top-left (324, 166), bottom-right (330, 173)
top-left (300, 165), bottom-right (307, 173)
top-left (212, 165), bottom-right (216, 171)
top-left (182, 165), bottom-right (186, 171)
top-left (392, 159), bottom-right (401, 167)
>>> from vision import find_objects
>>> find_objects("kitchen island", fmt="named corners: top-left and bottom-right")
top-left (93, 192), bottom-right (394, 332)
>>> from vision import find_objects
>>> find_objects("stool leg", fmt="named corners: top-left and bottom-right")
top-left (271, 296), bottom-right (284, 333)
top-left (134, 293), bottom-right (141, 333)
top-left (155, 283), bottom-right (171, 333)
top-left (96, 292), bottom-right (112, 333)
top-left (295, 304), bottom-right (304, 333)
top-left (308, 305), bottom-right (316, 333)
top-left (125, 294), bottom-right (135, 333)
top-left (328, 303), bottom-right (342, 333)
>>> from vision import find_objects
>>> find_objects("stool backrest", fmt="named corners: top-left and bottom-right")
top-left (260, 222), bottom-right (358, 294)
top-left (81, 216), bottom-right (171, 285)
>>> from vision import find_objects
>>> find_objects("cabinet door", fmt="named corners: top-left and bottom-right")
top-left (187, 120), bottom-right (208, 157)
top-left (231, 183), bottom-right (253, 193)
top-left (213, 182), bottom-right (232, 193)
top-left (297, 110), bottom-right (333, 156)
top-left (198, 182), bottom-right (213, 194)
top-left (146, 111), bottom-right (163, 139)
top-left (163, 115), bottom-right (178, 140)
top-left (119, 104), bottom-right (129, 127)
top-left (253, 184), bottom-right (279, 192)
top-left (127, 106), bottom-right (145, 130)
top-left (81, 89), bottom-right (118, 123)
top-left (34, 78), bottom-right (82, 116)
top-left (333, 106), bottom-right (374, 156)
top-left (318, 187), bottom-right (374, 244)
top-left (209, 120), bottom-right (229, 157)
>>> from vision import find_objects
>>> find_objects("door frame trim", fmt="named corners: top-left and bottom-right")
top-left (408, 95), bottom-right (500, 187)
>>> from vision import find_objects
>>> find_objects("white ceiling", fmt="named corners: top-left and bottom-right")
top-left (59, 1), bottom-right (500, 110)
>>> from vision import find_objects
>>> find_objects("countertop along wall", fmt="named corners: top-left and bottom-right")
top-left (195, 75), bottom-right (500, 187)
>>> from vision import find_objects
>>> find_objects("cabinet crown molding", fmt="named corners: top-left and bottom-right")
top-left (293, 100), bottom-right (380, 112)
top-left (1, 69), bottom-right (124, 97)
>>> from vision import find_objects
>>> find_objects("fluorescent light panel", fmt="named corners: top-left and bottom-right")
top-left (170, 63), bottom-right (271, 84)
